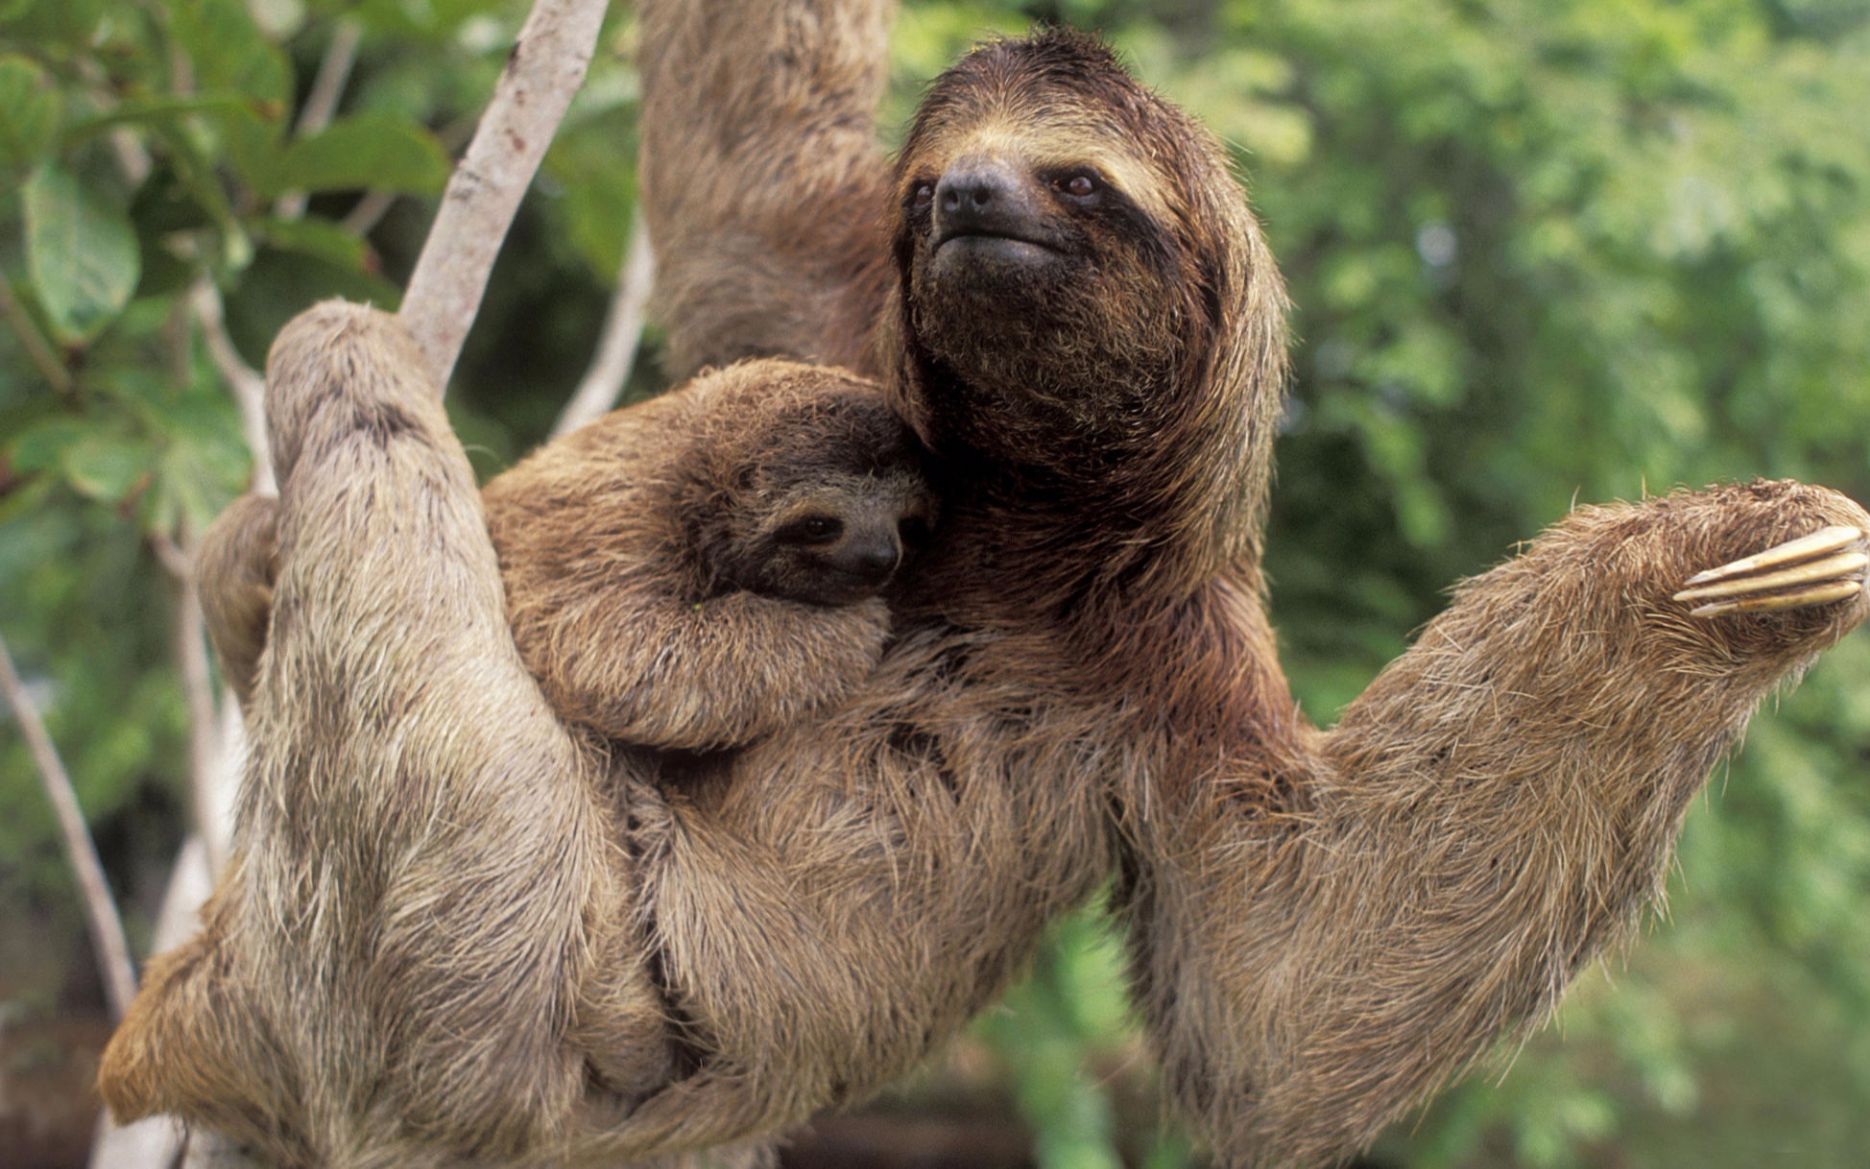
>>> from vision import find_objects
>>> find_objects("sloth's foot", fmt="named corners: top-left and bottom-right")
top-left (1675, 525), bottom-right (1870, 617)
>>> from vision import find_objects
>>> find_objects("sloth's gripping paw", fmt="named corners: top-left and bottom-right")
top-left (1674, 525), bottom-right (1869, 618)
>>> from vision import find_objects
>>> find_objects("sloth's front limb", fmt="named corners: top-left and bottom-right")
top-left (106, 303), bottom-right (670, 1163)
top-left (509, 584), bottom-right (893, 752)
top-left (1674, 522), bottom-right (1868, 615)
top-left (253, 303), bottom-right (672, 1150)
top-left (1120, 480), bottom-right (1870, 1169)
top-left (637, 0), bottom-right (896, 376)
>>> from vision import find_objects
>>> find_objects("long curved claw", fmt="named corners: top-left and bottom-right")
top-left (1674, 525), bottom-right (1870, 618)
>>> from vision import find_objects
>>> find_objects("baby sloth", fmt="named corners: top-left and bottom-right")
top-left (484, 358), bottom-right (935, 751)
top-left (201, 358), bottom-right (934, 753)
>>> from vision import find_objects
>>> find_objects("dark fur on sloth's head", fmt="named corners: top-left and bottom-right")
top-left (682, 362), bottom-right (936, 606)
top-left (882, 28), bottom-right (1289, 585)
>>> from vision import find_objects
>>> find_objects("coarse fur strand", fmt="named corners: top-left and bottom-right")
top-left (99, 7), bottom-right (1870, 1168)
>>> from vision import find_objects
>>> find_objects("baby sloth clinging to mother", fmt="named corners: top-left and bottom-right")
top-left (200, 358), bottom-right (935, 753)
top-left (485, 358), bottom-right (935, 750)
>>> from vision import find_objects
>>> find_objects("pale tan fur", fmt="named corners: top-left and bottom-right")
top-left (99, 7), bottom-right (1870, 1168)
top-left (196, 359), bottom-right (928, 752)
top-left (104, 304), bottom-right (673, 1167)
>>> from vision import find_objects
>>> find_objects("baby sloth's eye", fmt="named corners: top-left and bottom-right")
top-left (1054, 172), bottom-right (1099, 200)
top-left (910, 181), bottom-right (935, 212)
top-left (778, 515), bottom-right (844, 545)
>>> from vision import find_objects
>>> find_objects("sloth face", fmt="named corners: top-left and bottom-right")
top-left (891, 29), bottom-right (1239, 465)
top-left (699, 389), bottom-right (938, 607)
top-left (738, 468), bottom-right (936, 606)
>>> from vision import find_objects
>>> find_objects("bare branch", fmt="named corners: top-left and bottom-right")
top-left (150, 531), bottom-right (191, 580)
top-left (399, 0), bottom-right (611, 392)
top-left (552, 215), bottom-right (655, 438)
top-left (189, 279), bottom-right (276, 496)
top-left (0, 271), bottom-right (72, 394)
top-left (276, 19), bottom-right (364, 222)
top-left (341, 190), bottom-right (398, 236)
top-left (0, 634), bottom-right (137, 1019)
top-left (174, 574), bottom-right (232, 870)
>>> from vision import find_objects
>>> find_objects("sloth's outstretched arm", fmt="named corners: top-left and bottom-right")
top-left (103, 303), bottom-right (669, 1160)
top-left (637, 0), bottom-right (896, 377)
top-left (1121, 480), bottom-right (1870, 1169)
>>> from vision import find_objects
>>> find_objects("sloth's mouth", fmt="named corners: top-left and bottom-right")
top-left (934, 228), bottom-right (1059, 255)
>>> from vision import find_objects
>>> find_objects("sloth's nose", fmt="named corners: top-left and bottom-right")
top-left (835, 536), bottom-right (902, 585)
top-left (934, 159), bottom-right (1040, 240)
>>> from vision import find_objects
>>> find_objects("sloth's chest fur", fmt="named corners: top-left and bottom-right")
top-left (635, 618), bottom-right (1142, 1130)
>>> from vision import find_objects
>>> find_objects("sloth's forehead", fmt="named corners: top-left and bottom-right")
top-left (906, 108), bottom-right (1174, 224)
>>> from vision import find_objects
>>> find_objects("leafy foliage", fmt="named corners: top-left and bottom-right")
top-left (3, 1), bottom-right (1868, 1166)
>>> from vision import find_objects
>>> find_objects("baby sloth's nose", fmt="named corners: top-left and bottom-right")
top-left (835, 534), bottom-right (902, 585)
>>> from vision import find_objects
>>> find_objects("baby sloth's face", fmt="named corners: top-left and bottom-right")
top-left (740, 466), bottom-right (936, 606)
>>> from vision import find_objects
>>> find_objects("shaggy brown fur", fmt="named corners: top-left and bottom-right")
top-left (194, 492), bottom-right (279, 709)
top-left (638, 0), bottom-right (895, 376)
top-left (100, 7), bottom-right (1870, 1168)
top-left (485, 360), bottom-right (932, 750)
top-left (194, 359), bottom-right (932, 751)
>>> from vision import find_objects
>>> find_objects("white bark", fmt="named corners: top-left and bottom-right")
top-left (553, 214), bottom-right (655, 437)
top-left (399, 0), bottom-right (613, 392)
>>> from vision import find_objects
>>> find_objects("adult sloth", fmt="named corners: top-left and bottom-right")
top-left (100, 8), bottom-right (1869, 1169)
top-left (638, 6), bottom-right (1870, 1165)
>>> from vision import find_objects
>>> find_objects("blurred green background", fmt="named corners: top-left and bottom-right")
top-left (3, 0), bottom-right (1869, 1166)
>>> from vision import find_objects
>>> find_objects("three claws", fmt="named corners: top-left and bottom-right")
top-left (1675, 525), bottom-right (1870, 618)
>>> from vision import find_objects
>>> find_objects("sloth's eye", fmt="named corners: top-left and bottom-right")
top-left (910, 182), bottom-right (935, 211)
top-left (779, 515), bottom-right (844, 545)
top-left (1055, 172), bottom-right (1099, 199)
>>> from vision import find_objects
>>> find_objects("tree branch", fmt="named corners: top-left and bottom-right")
top-left (552, 214), bottom-right (655, 437)
top-left (173, 562), bottom-right (231, 870)
top-left (275, 19), bottom-right (364, 222)
top-left (0, 633), bottom-right (137, 1019)
top-left (189, 280), bottom-right (275, 496)
top-left (399, 0), bottom-right (611, 392)
top-left (0, 270), bottom-right (72, 395)
top-left (340, 190), bottom-right (398, 236)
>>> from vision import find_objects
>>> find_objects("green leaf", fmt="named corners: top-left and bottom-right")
top-left (62, 95), bottom-right (259, 143)
top-left (171, 0), bottom-right (290, 107)
top-left (169, 0), bottom-right (292, 189)
top-left (253, 216), bottom-right (369, 270)
top-left (140, 124), bottom-right (250, 273)
top-left (0, 0), bottom-right (100, 44)
top-left (23, 165), bottom-right (142, 345)
top-left (61, 433), bottom-right (151, 503)
top-left (264, 113), bottom-right (450, 198)
top-left (7, 417), bottom-right (87, 474)
top-left (0, 55), bottom-right (61, 183)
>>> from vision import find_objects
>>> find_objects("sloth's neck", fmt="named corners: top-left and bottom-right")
top-left (913, 438), bottom-right (1259, 604)
top-left (902, 455), bottom-right (1299, 746)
